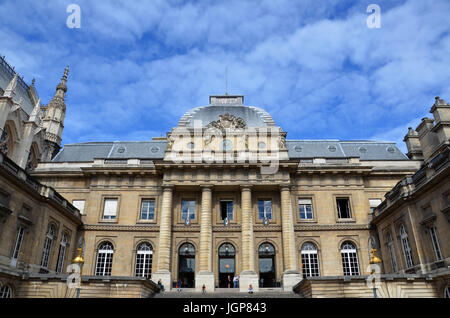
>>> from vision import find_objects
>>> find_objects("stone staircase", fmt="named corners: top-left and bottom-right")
top-left (153, 287), bottom-right (304, 298)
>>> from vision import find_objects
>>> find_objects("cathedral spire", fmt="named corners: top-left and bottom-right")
top-left (53, 66), bottom-right (69, 100)
top-left (41, 66), bottom-right (69, 161)
top-left (3, 73), bottom-right (18, 98)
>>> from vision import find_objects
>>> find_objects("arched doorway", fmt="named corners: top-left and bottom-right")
top-left (258, 242), bottom-right (276, 287)
top-left (178, 243), bottom-right (195, 288)
top-left (218, 243), bottom-right (235, 288)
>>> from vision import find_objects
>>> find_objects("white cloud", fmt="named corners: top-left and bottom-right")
top-left (0, 0), bottom-right (449, 149)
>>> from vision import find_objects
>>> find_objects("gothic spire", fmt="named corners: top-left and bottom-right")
top-left (3, 73), bottom-right (18, 98)
top-left (48, 66), bottom-right (69, 110)
top-left (55, 66), bottom-right (69, 97)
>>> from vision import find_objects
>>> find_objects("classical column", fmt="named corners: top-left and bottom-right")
top-left (280, 185), bottom-right (301, 291)
top-left (153, 185), bottom-right (174, 290)
top-left (239, 185), bottom-right (259, 292)
top-left (195, 185), bottom-right (215, 291)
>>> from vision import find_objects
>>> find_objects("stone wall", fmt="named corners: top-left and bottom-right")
top-left (14, 275), bottom-right (160, 298)
top-left (294, 275), bottom-right (444, 298)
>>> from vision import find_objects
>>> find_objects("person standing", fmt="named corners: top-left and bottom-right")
top-left (227, 275), bottom-right (232, 288)
top-left (177, 279), bottom-right (182, 292)
top-left (202, 284), bottom-right (206, 295)
top-left (233, 275), bottom-right (238, 288)
top-left (157, 279), bottom-right (165, 292)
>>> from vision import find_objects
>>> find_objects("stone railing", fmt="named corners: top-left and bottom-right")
top-left (374, 146), bottom-right (450, 219)
top-left (427, 145), bottom-right (450, 172)
top-left (0, 152), bottom-right (81, 220)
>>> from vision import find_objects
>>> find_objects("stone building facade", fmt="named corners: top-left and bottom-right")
top-left (0, 56), bottom-right (448, 298)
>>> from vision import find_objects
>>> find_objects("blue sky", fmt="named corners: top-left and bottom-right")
top-left (1, 0), bottom-right (450, 152)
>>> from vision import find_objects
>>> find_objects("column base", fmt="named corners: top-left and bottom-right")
top-left (152, 270), bottom-right (172, 291)
top-left (195, 271), bottom-right (215, 292)
top-left (282, 270), bottom-right (302, 291)
top-left (239, 271), bottom-right (259, 292)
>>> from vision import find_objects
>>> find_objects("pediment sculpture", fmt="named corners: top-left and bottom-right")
top-left (206, 113), bottom-right (247, 131)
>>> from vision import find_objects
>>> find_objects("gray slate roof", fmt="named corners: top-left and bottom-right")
top-left (287, 140), bottom-right (408, 160)
top-left (52, 141), bottom-right (168, 162)
top-left (0, 57), bottom-right (34, 115)
top-left (52, 140), bottom-right (408, 162)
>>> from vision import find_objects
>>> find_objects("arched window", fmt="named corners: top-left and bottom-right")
top-left (258, 242), bottom-right (276, 287)
top-left (301, 242), bottom-right (320, 278)
top-left (399, 225), bottom-right (414, 268)
top-left (219, 243), bottom-right (235, 256)
top-left (40, 225), bottom-right (55, 268)
top-left (56, 233), bottom-right (68, 273)
top-left (135, 242), bottom-right (153, 279)
top-left (386, 232), bottom-right (398, 272)
top-left (0, 284), bottom-right (12, 298)
top-left (178, 243), bottom-right (195, 288)
top-left (444, 286), bottom-right (450, 299)
top-left (95, 242), bottom-right (114, 276)
top-left (341, 241), bottom-right (360, 276)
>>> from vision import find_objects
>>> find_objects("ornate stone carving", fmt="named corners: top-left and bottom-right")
top-left (278, 133), bottom-right (287, 150)
top-left (206, 113), bottom-right (246, 131)
top-left (166, 135), bottom-right (175, 151)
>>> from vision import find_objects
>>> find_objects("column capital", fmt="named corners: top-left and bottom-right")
top-left (279, 184), bottom-right (292, 191)
top-left (162, 184), bottom-right (175, 191)
top-left (200, 184), bottom-right (214, 190)
top-left (240, 184), bottom-right (253, 191)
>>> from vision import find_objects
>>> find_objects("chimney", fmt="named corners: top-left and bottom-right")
top-left (430, 96), bottom-right (450, 146)
top-left (415, 117), bottom-right (439, 161)
top-left (403, 127), bottom-right (423, 160)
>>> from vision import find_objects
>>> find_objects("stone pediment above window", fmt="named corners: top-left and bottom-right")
top-left (419, 213), bottom-right (436, 226)
top-left (206, 113), bottom-right (247, 131)
top-left (17, 213), bottom-right (34, 226)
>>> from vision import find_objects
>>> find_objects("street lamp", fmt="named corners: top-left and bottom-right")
top-left (72, 247), bottom-right (84, 298)
top-left (369, 248), bottom-right (382, 298)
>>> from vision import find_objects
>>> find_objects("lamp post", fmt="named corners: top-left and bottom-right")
top-left (72, 247), bottom-right (84, 298)
top-left (369, 248), bottom-right (382, 298)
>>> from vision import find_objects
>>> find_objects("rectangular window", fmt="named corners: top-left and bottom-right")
top-left (220, 200), bottom-right (234, 220)
top-left (258, 200), bottom-right (272, 220)
top-left (337, 198), bottom-right (351, 219)
top-left (12, 227), bottom-right (24, 260)
top-left (299, 198), bottom-right (313, 220)
top-left (103, 198), bottom-right (118, 220)
top-left (72, 200), bottom-right (85, 214)
top-left (429, 226), bottom-right (443, 261)
top-left (369, 199), bottom-right (382, 213)
top-left (140, 199), bottom-right (155, 220)
top-left (181, 200), bottom-right (196, 221)
top-left (0, 190), bottom-right (10, 207)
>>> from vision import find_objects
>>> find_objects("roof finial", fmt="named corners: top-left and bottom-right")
top-left (61, 65), bottom-right (69, 84)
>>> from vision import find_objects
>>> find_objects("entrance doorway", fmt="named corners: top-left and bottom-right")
top-left (258, 242), bottom-right (276, 287)
top-left (218, 243), bottom-right (235, 288)
top-left (178, 243), bottom-right (195, 288)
